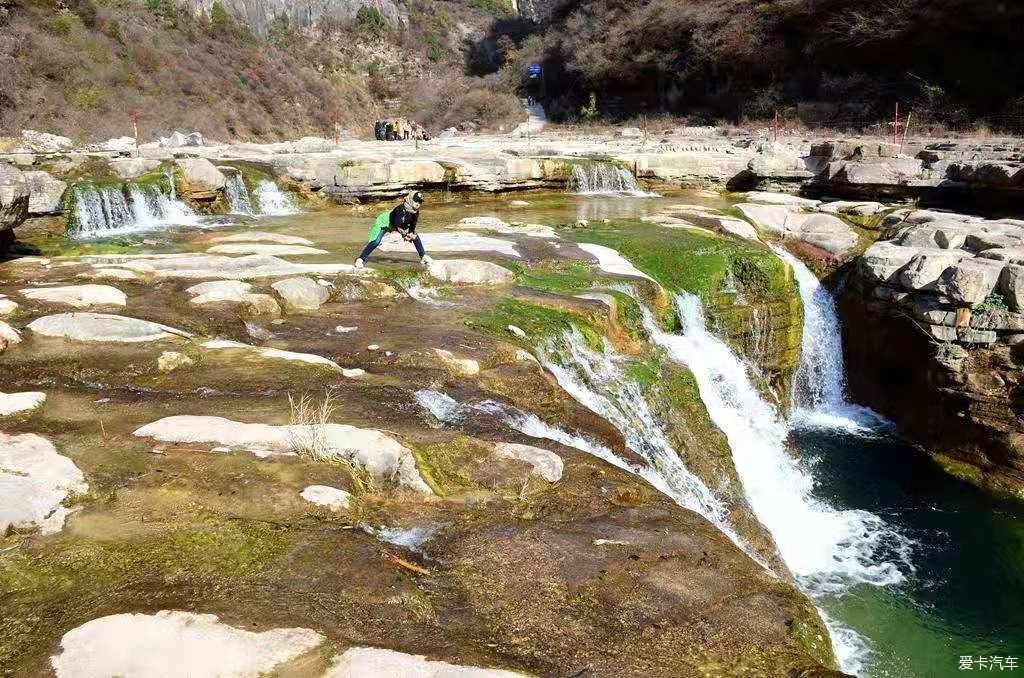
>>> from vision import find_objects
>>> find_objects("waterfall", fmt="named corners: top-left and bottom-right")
top-left (536, 328), bottom-right (730, 527)
top-left (223, 172), bottom-right (253, 215)
top-left (71, 183), bottom-right (197, 238)
top-left (644, 293), bottom-right (910, 674)
top-left (254, 181), bottom-right (299, 216)
top-left (773, 246), bottom-right (887, 432)
top-left (568, 163), bottom-right (655, 197)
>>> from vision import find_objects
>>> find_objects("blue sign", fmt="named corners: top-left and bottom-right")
top-left (527, 64), bottom-right (542, 79)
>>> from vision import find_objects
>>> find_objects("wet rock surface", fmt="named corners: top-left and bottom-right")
top-left (0, 200), bottom-right (838, 676)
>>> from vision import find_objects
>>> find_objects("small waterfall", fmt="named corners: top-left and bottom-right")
top-left (773, 246), bottom-right (886, 432)
top-left (568, 163), bottom-right (655, 197)
top-left (644, 293), bottom-right (910, 674)
top-left (223, 172), bottom-right (253, 215)
top-left (255, 181), bottom-right (299, 216)
top-left (71, 182), bottom-right (197, 237)
top-left (537, 328), bottom-right (730, 527)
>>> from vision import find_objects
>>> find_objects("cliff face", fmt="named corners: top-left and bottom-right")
top-left (839, 209), bottom-right (1024, 500)
top-left (182, 0), bottom-right (400, 36)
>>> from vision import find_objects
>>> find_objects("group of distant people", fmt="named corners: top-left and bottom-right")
top-left (373, 118), bottom-right (430, 141)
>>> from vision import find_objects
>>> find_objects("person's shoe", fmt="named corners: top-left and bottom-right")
top-left (354, 258), bottom-right (364, 269)
top-left (421, 255), bottom-right (434, 266)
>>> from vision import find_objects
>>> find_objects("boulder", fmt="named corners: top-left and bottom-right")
top-left (860, 242), bottom-right (923, 283)
top-left (322, 647), bottom-right (528, 678)
top-left (0, 298), bottom-right (17, 316)
top-left (27, 313), bottom-right (187, 343)
top-left (427, 259), bottom-right (514, 285)
top-left (937, 258), bottom-right (1004, 306)
top-left (735, 203), bottom-right (790, 234)
top-left (157, 351), bottom-right (194, 373)
top-left (0, 320), bottom-right (21, 351)
top-left (271, 277), bottom-right (330, 310)
top-left (979, 247), bottom-right (1024, 265)
top-left (133, 415), bottom-right (432, 492)
top-left (0, 161), bottom-right (29, 231)
top-left (999, 265), bottom-right (1024, 311)
top-left (795, 213), bottom-right (859, 255)
top-left (19, 284), bottom-right (126, 308)
top-left (159, 131), bottom-right (204, 148)
top-left (0, 391), bottom-right (46, 417)
top-left (0, 432), bottom-right (87, 535)
top-left (175, 157), bottom-right (225, 200)
top-left (300, 485), bottom-right (352, 510)
top-left (21, 129), bottom-right (72, 153)
top-left (494, 442), bottom-right (564, 482)
top-left (50, 611), bottom-right (324, 678)
top-left (22, 170), bottom-right (66, 215)
top-left (818, 200), bottom-right (885, 217)
top-left (110, 157), bottom-right (161, 180)
top-left (432, 348), bottom-right (480, 376)
top-left (715, 217), bottom-right (760, 242)
top-left (899, 250), bottom-right (967, 291)
top-left (187, 280), bottom-right (281, 316)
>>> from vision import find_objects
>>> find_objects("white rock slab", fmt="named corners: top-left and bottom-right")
top-left (577, 243), bottom-right (654, 281)
top-left (0, 391), bottom-right (46, 416)
top-left (818, 200), bottom-right (885, 217)
top-left (49, 611), bottom-right (325, 678)
top-left (186, 280), bottom-right (253, 298)
top-left (0, 299), bottom-right (18, 316)
top-left (300, 485), bottom-right (352, 510)
top-left (427, 259), bottom-right (514, 285)
top-left (716, 217), bottom-right (761, 242)
top-left (202, 339), bottom-right (342, 371)
top-left (494, 442), bottom-right (564, 482)
top-left (378, 231), bottom-right (520, 258)
top-left (211, 231), bottom-right (314, 246)
top-left (19, 284), bottom-right (127, 308)
top-left (323, 647), bottom-right (528, 678)
top-left (1, 432), bottom-right (87, 535)
top-left (207, 244), bottom-right (328, 256)
top-left (89, 254), bottom-right (361, 280)
top-left (744, 191), bottom-right (820, 208)
top-left (27, 313), bottom-right (189, 343)
top-left (455, 217), bottom-right (558, 239)
top-left (134, 416), bottom-right (431, 492)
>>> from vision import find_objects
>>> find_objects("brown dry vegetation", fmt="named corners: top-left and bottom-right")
top-left (0, 0), bottom-right (526, 141)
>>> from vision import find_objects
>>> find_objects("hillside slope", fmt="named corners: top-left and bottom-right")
top-left (0, 0), bottom-right (523, 142)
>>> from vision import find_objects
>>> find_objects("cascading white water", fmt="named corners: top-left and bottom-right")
top-left (568, 163), bottom-right (655, 197)
top-left (537, 328), bottom-right (730, 527)
top-left (71, 183), bottom-right (197, 237)
top-left (255, 181), bottom-right (299, 216)
top-left (223, 173), bottom-right (253, 215)
top-left (644, 293), bottom-right (910, 673)
top-left (773, 246), bottom-right (887, 432)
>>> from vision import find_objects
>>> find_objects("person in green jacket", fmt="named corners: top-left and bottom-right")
top-left (355, 191), bottom-right (432, 268)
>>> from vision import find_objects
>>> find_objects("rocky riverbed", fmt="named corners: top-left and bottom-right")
top-left (1, 193), bottom-right (853, 676)
top-left (3, 126), bottom-right (1024, 677)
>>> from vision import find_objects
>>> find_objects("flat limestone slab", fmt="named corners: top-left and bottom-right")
top-left (323, 647), bottom-right (529, 678)
top-left (27, 313), bottom-right (189, 343)
top-left (577, 243), bottom-right (654, 281)
top-left (49, 611), bottom-right (324, 678)
top-left (211, 231), bottom-right (314, 246)
top-left (89, 253), bottom-right (362, 280)
top-left (0, 391), bottom-right (46, 416)
top-left (202, 339), bottom-right (342, 371)
top-left (0, 432), bottom-right (87, 535)
top-left (494, 442), bottom-right (564, 482)
top-left (427, 259), bottom-right (514, 285)
top-left (206, 244), bottom-right (328, 256)
top-left (19, 284), bottom-right (127, 308)
top-left (134, 415), bottom-right (432, 493)
top-left (378, 231), bottom-right (520, 258)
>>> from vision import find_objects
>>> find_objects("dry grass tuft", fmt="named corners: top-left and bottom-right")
top-left (287, 390), bottom-right (338, 461)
